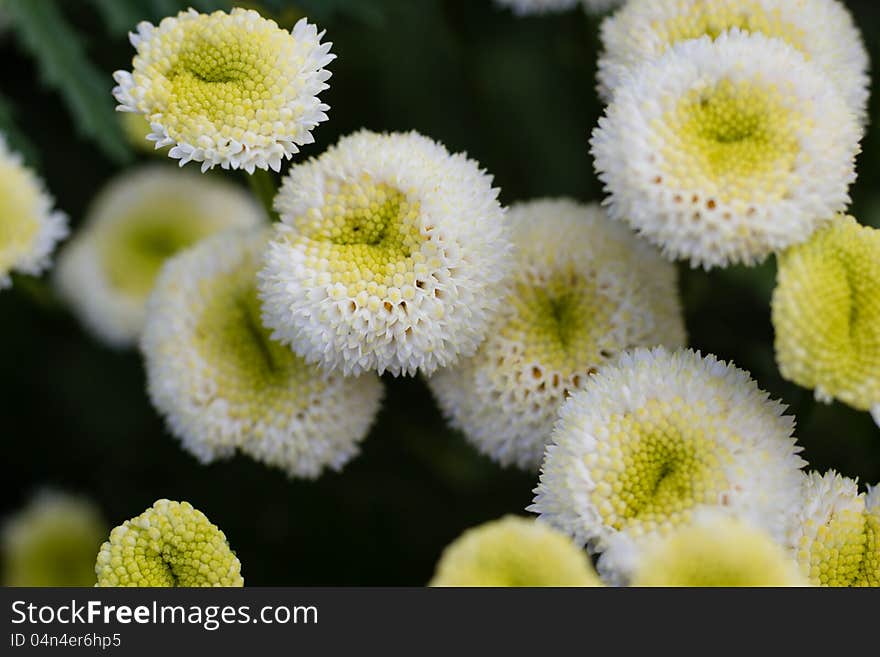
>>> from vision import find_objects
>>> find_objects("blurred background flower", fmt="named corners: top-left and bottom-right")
top-left (1, 490), bottom-right (106, 587)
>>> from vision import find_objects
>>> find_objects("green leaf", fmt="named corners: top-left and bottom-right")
top-left (6, 0), bottom-right (132, 164)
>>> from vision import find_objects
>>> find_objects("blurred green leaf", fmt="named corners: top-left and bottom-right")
top-left (260, 0), bottom-right (387, 27)
top-left (6, 0), bottom-right (132, 164)
top-left (0, 92), bottom-right (41, 169)
top-left (88, 0), bottom-right (145, 35)
top-left (88, 0), bottom-right (232, 36)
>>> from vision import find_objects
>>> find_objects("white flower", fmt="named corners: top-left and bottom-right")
top-left (142, 228), bottom-right (384, 479)
top-left (2, 490), bottom-right (106, 587)
top-left (495, 0), bottom-right (622, 15)
top-left (428, 199), bottom-right (685, 470)
top-left (113, 8), bottom-right (334, 173)
top-left (55, 165), bottom-right (265, 348)
top-left (0, 135), bottom-right (68, 288)
top-left (597, 0), bottom-right (870, 124)
top-left (259, 130), bottom-right (512, 377)
top-left (529, 347), bottom-right (805, 555)
top-left (591, 31), bottom-right (861, 269)
top-left (789, 471), bottom-right (879, 586)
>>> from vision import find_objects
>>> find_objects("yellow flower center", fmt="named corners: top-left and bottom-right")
top-left (661, 78), bottom-right (803, 204)
top-left (194, 254), bottom-right (316, 422)
top-left (294, 179), bottom-right (431, 308)
top-left (99, 204), bottom-right (226, 296)
top-left (496, 269), bottom-right (614, 388)
top-left (139, 12), bottom-right (303, 149)
top-left (799, 506), bottom-right (879, 586)
top-left (589, 398), bottom-right (732, 535)
top-left (634, 520), bottom-right (804, 587)
top-left (430, 517), bottom-right (599, 587)
top-left (96, 501), bottom-right (242, 587)
top-left (773, 218), bottom-right (880, 411)
top-left (0, 161), bottom-right (41, 274)
top-left (655, 1), bottom-right (806, 54)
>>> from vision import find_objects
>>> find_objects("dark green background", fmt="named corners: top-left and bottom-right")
top-left (1, 0), bottom-right (878, 585)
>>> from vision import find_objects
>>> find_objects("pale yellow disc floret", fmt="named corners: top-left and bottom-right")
top-left (2, 491), bottom-right (106, 587)
top-left (113, 8), bottom-right (334, 172)
top-left (772, 217), bottom-right (880, 418)
top-left (631, 516), bottom-right (806, 587)
top-left (598, 0), bottom-right (869, 123)
top-left (95, 499), bottom-right (243, 587)
top-left (428, 199), bottom-right (685, 469)
top-left (142, 228), bottom-right (383, 478)
top-left (55, 165), bottom-right (265, 348)
top-left (0, 135), bottom-right (68, 288)
top-left (661, 78), bottom-right (801, 205)
top-left (530, 347), bottom-right (805, 554)
top-left (790, 471), bottom-right (879, 587)
top-left (429, 516), bottom-right (601, 587)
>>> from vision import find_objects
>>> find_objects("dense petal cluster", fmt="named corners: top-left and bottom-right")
top-left (591, 32), bottom-right (860, 269)
top-left (259, 130), bottom-right (512, 377)
top-left (2, 491), bottom-right (106, 587)
top-left (789, 471), bottom-right (879, 587)
top-left (772, 217), bottom-right (880, 422)
top-left (529, 348), bottom-right (805, 554)
top-left (495, 0), bottom-right (623, 15)
top-left (428, 199), bottom-right (685, 469)
top-left (95, 500), bottom-right (243, 587)
top-left (142, 228), bottom-right (383, 479)
top-left (113, 8), bottom-right (334, 172)
top-left (625, 515), bottom-right (805, 587)
top-left (0, 135), bottom-right (68, 288)
top-left (55, 165), bottom-right (265, 348)
top-left (597, 0), bottom-right (869, 123)
top-left (429, 516), bottom-right (600, 586)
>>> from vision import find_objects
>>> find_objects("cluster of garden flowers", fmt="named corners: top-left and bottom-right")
top-left (1, 0), bottom-right (878, 587)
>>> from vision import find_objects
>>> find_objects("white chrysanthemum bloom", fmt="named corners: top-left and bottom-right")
top-left (613, 514), bottom-right (806, 587)
top-left (789, 471), bottom-right (879, 587)
top-left (591, 32), bottom-right (861, 269)
top-left (597, 0), bottom-right (870, 123)
top-left (428, 199), bottom-right (685, 470)
top-left (2, 490), bottom-right (106, 587)
top-left (0, 135), bottom-right (68, 288)
top-left (55, 166), bottom-right (265, 348)
top-left (495, 0), bottom-right (622, 15)
top-left (142, 228), bottom-right (384, 479)
top-left (113, 8), bottom-right (334, 173)
top-left (529, 347), bottom-right (805, 556)
top-left (259, 130), bottom-right (511, 377)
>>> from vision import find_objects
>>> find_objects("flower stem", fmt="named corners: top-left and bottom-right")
top-left (246, 169), bottom-right (279, 221)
